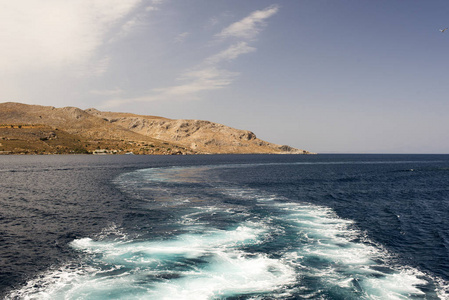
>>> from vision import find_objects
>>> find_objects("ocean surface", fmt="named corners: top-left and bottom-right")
top-left (1, 154), bottom-right (449, 299)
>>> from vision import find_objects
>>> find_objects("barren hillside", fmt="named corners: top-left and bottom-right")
top-left (0, 102), bottom-right (313, 155)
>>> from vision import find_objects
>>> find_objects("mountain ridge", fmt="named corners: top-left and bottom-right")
top-left (0, 102), bottom-right (314, 155)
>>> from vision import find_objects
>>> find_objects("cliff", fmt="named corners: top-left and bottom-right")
top-left (0, 102), bottom-right (313, 155)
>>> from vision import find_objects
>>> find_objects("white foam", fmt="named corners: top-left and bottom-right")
top-left (71, 222), bottom-right (268, 264)
top-left (139, 252), bottom-right (296, 300)
top-left (435, 277), bottom-right (449, 299)
top-left (6, 263), bottom-right (99, 300)
top-left (360, 270), bottom-right (427, 299)
top-left (10, 218), bottom-right (296, 299)
top-left (269, 201), bottom-right (441, 298)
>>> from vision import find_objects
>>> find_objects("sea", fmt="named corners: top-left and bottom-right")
top-left (1, 154), bottom-right (449, 299)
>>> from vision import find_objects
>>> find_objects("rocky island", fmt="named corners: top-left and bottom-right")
top-left (0, 102), bottom-right (313, 155)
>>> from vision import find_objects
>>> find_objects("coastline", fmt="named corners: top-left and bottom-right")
top-left (0, 103), bottom-right (314, 156)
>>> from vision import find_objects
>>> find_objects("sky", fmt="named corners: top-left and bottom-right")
top-left (1, 0), bottom-right (449, 153)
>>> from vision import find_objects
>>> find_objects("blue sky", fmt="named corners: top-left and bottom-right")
top-left (1, 0), bottom-right (449, 153)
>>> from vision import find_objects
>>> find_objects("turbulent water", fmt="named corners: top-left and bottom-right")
top-left (1, 154), bottom-right (449, 299)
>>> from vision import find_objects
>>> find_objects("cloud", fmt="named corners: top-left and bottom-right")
top-left (216, 5), bottom-right (279, 40)
top-left (0, 0), bottom-right (141, 73)
top-left (111, 1), bottom-right (165, 44)
top-left (102, 68), bottom-right (237, 108)
top-left (157, 68), bottom-right (238, 95)
top-left (153, 6), bottom-right (278, 99)
top-left (110, 18), bottom-right (140, 43)
top-left (205, 42), bottom-right (256, 65)
top-left (174, 32), bottom-right (191, 43)
top-left (208, 16), bottom-right (220, 27)
top-left (145, 0), bottom-right (164, 11)
top-left (101, 43), bottom-right (251, 108)
top-left (102, 4), bottom-right (279, 108)
top-left (133, 42), bottom-right (254, 103)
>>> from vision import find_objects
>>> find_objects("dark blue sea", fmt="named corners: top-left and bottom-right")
top-left (1, 154), bottom-right (449, 299)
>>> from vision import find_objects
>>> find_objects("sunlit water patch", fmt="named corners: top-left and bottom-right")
top-left (8, 162), bottom-right (448, 299)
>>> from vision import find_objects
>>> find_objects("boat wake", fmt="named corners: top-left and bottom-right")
top-left (7, 164), bottom-right (447, 299)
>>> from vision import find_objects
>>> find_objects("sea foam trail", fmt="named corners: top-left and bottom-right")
top-left (218, 192), bottom-right (434, 298)
top-left (8, 220), bottom-right (296, 299)
top-left (8, 164), bottom-right (447, 299)
top-left (272, 202), bottom-right (431, 299)
top-left (70, 222), bottom-right (296, 299)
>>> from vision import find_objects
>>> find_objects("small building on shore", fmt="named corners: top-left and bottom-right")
top-left (93, 149), bottom-right (118, 155)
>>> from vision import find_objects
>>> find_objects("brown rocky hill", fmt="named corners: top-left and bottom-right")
top-left (0, 102), bottom-right (313, 155)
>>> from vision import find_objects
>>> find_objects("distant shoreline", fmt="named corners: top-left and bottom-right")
top-left (0, 102), bottom-right (314, 155)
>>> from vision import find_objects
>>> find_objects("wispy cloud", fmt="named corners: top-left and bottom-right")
top-left (208, 16), bottom-right (220, 27)
top-left (145, 0), bottom-right (164, 11)
top-left (205, 42), bottom-right (256, 65)
top-left (109, 18), bottom-right (140, 43)
top-left (111, 0), bottom-right (165, 44)
top-left (216, 5), bottom-right (279, 40)
top-left (155, 68), bottom-right (238, 96)
top-left (102, 4), bottom-right (279, 108)
top-left (102, 68), bottom-right (238, 108)
top-left (174, 32), bottom-right (191, 43)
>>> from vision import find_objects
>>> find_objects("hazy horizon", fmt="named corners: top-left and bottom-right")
top-left (2, 1), bottom-right (449, 154)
